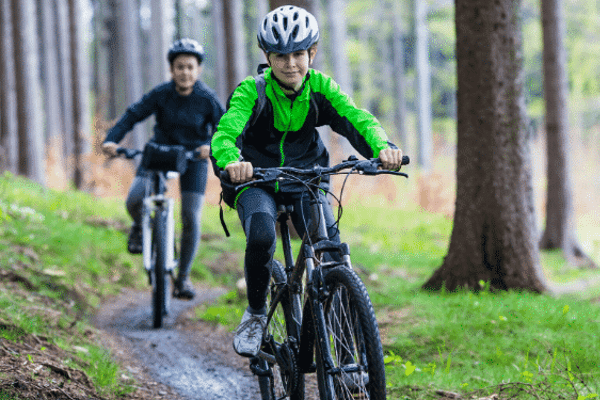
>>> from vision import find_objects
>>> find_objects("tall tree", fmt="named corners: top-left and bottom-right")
top-left (55, 0), bottom-right (74, 167)
top-left (0, 0), bottom-right (18, 173)
top-left (539, 0), bottom-right (596, 268)
top-left (150, 0), bottom-right (169, 86)
top-left (222, 0), bottom-right (248, 95)
top-left (211, 0), bottom-right (228, 104)
top-left (10, 0), bottom-right (45, 184)
top-left (40, 0), bottom-right (63, 147)
top-left (68, 0), bottom-right (91, 189)
top-left (423, 0), bottom-right (547, 292)
top-left (115, 0), bottom-right (146, 150)
top-left (392, 0), bottom-right (409, 154)
top-left (414, 0), bottom-right (433, 172)
top-left (325, 0), bottom-right (353, 156)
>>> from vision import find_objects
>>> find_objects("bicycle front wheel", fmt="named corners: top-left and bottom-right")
top-left (315, 266), bottom-right (386, 400)
top-left (152, 209), bottom-right (170, 329)
top-left (257, 261), bottom-right (304, 400)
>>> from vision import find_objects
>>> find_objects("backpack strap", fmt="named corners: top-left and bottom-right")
top-left (251, 73), bottom-right (267, 127)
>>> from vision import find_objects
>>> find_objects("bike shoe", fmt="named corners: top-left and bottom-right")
top-left (127, 225), bottom-right (143, 254)
top-left (173, 278), bottom-right (196, 300)
top-left (233, 309), bottom-right (267, 357)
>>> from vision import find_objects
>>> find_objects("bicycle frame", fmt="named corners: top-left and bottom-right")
top-left (260, 190), bottom-right (353, 374)
top-left (141, 171), bottom-right (177, 277)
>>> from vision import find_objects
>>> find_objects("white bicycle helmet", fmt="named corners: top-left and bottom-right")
top-left (257, 5), bottom-right (319, 54)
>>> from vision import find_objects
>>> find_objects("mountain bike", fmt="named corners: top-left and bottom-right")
top-left (116, 144), bottom-right (198, 328)
top-left (227, 155), bottom-right (409, 400)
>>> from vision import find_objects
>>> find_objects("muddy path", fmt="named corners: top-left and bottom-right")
top-left (93, 284), bottom-right (261, 400)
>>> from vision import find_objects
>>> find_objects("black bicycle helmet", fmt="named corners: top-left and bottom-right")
top-left (257, 5), bottom-right (319, 54)
top-left (167, 38), bottom-right (205, 64)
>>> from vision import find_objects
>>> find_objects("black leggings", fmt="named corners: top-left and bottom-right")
top-left (236, 187), bottom-right (341, 312)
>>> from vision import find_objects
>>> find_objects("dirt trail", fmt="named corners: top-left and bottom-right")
top-left (93, 285), bottom-right (261, 400)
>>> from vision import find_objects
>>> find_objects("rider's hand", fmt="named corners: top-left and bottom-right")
top-left (379, 147), bottom-right (403, 171)
top-left (195, 145), bottom-right (210, 159)
top-left (225, 161), bottom-right (253, 184)
top-left (102, 142), bottom-right (119, 157)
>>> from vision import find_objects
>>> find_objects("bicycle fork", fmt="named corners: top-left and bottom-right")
top-left (142, 196), bottom-right (176, 283)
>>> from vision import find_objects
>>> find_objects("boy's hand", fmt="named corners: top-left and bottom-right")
top-left (194, 145), bottom-right (210, 159)
top-left (102, 142), bottom-right (119, 157)
top-left (379, 148), bottom-right (403, 170)
top-left (225, 162), bottom-right (253, 184)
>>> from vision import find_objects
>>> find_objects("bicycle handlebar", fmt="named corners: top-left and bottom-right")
top-left (221, 155), bottom-right (410, 191)
top-left (115, 147), bottom-right (201, 161)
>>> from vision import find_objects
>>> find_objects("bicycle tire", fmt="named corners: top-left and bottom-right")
top-left (152, 209), bottom-right (170, 329)
top-left (314, 266), bottom-right (386, 400)
top-left (258, 261), bottom-right (305, 400)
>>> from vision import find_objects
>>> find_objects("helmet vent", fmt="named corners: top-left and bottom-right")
top-left (293, 12), bottom-right (299, 21)
top-left (292, 25), bottom-right (299, 39)
top-left (283, 16), bottom-right (288, 30)
top-left (305, 16), bottom-right (310, 28)
top-left (272, 27), bottom-right (280, 41)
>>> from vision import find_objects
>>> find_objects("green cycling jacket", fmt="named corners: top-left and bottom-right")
top-left (211, 67), bottom-right (397, 206)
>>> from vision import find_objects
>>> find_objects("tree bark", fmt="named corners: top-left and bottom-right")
top-left (222, 0), bottom-right (248, 95)
top-left (55, 0), bottom-right (74, 167)
top-left (68, 0), bottom-right (91, 189)
top-left (10, 0), bottom-right (45, 185)
top-left (150, 0), bottom-right (169, 86)
top-left (0, 0), bottom-right (18, 173)
top-left (423, 0), bottom-right (547, 292)
top-left (539, 0), bottom-right (596, 268)
top-left (116, 0), bottom-right (146, 150)
top-left (392, 1), bottom-right (409, 154)
top-left (415, 0), bottom-right (433, 172)
top-left (211, 0), bottom-right (229, 104)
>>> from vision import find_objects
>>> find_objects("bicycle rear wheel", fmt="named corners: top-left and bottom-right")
top-left (152, 209), bottom-right (170, 329)
top-left (257, 261), bottom-right (305, 400)
top-left (315, 266), bottom-right (386, 400)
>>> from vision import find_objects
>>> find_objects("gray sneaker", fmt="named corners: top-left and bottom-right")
top-left (233, 309), bottom-right (267, 357)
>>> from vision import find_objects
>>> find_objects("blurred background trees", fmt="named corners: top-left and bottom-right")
top-left (0, 0), bottom-right (599, 280)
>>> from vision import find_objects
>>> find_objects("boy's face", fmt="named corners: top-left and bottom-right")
top-left (267, 49), bottom-right (314, 91)
top-left (170, 54), bottom-right (201, 94)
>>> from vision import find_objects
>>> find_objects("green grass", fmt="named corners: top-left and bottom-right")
top-left (2, 170), bottom-right (600, 399)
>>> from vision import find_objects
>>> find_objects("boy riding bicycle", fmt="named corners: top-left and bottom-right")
top-left (211, 5), bottom-right (403, 357)
top-left (103, 38), bottom-right (225, 300)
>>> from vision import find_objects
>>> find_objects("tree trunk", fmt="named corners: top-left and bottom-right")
top-left (68, 0), bottom-right (91, 189)
top-left (222, 0), bottom-right (248, 95)
top-left (0, 0), bottom-right (18, 173)
top-left (415, 0), bottom-right (433, 172)
top-left (211, 0), bottom-right (228, 104)
top-left (40, 0), bottom-right (64, 175)
top-left (116, 0), bottom-right (146, 150)
top-left (423, 0), bottom-right (547, 292)
top-left (150, 0), bottom-right (169, 86)
top-left (10, 0), bottom-right (45, 185)
top-left (325, 0), bottom-right (353, 157)
top-left (92, 0), bottom-right (111, 120)
top-left (392, 1), bottom-right (409, 154)
top-left (539, 0), bottom-right (596, 268)
top-left (55, 0), bottom-right (74, 169)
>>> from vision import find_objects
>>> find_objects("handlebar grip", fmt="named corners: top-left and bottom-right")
top-left (219, 170), bottom-right (230, 181)
top-left (402, 155), bottom-right (410, 165)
